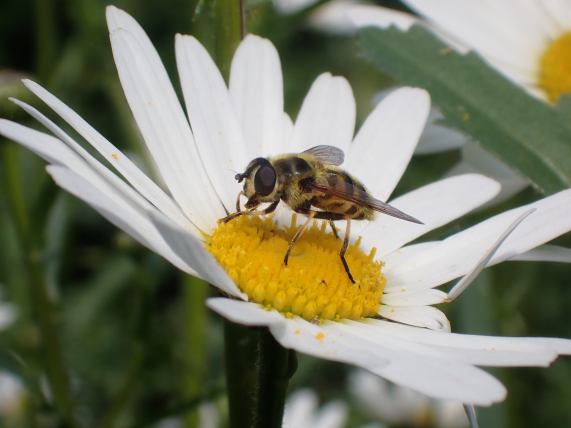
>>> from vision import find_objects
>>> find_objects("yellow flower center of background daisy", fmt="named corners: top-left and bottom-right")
top-left (539, 31), bottom-right (571, 102)
top-left (205, 215), bottom-right (385, 321)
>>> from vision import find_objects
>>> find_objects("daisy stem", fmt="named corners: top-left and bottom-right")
top-left (224, 321), bottom-right (296, 428)
top-left (182, 276), bottom-right (208, 427)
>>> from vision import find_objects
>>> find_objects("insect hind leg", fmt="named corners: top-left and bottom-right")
top-left (295, 210), bottom-right (355, 283)
top-left (328, 220), bottom-right (339, 239)
top-left (340, 217), bottom-right (355, 283)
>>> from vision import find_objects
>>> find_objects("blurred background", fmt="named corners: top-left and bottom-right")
top-left (0, 0), bottom-right (570, 427)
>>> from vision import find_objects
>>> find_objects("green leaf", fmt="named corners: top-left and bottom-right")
top-left (359, 25), bottom-right (571, 194)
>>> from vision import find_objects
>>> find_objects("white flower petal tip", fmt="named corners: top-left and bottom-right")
top-left (107, 5), bottom-right (225, 230)
top-left (229, 34), bottom-right (286, 158)
top-left (175, 33), bottom-right (248, 209)
top-left (291, 72), bottom-right (356, 154)
top-left (446, 208), bottom-right (535, 302)
top-left (106, 5), bottom-right (136, 33)
top-left (346, 86), bottom-right (430, 202)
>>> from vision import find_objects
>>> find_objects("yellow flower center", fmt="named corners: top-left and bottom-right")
top-left (539, 31), bottom-right (571, 102)
top-left (205, 215), bottom-right (385, 321)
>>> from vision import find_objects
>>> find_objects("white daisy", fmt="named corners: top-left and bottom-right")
top-left (0, 6), bottom-right (570, 406)
top-left (328, 0), bottom-right (571, 103)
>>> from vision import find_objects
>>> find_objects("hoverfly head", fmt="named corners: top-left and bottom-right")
top-left (241, 157), bottom-right (277, 202)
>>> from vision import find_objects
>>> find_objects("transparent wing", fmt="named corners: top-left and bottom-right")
top-left (302, 145), bottom-right (345, 166)
top-left (311, 182), bottom-right (423, 224)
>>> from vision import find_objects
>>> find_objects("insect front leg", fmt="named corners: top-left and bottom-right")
top-left (219, 197), bottom-right (279, 223)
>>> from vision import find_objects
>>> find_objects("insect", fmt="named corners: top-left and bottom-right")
top-left (220, 145), bottom-right (422, 283)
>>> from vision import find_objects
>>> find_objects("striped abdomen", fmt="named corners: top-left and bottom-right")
top-left (313, 169), bottom-right (374, 220)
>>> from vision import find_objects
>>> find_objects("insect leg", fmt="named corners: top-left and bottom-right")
top-left (284, 211), bottom-right (316, 266)
top-left (236, 191), bottom-right (245, 212)
top-left (220, 199), bottom-right (279, 223)
top-left (328, 220), bottom-right (339, 239)
top-left (340, 217), bottom-right (355, 283)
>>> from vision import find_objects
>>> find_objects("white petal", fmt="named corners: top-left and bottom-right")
top-left (290, 73), bottom-right (356, 154)
top-left (46, 165), bottom-right (197, 276)
top-left (381, 289), bottom-right (448, 307)
top-left (148, 216), bottom-right (245, 299)
top-left (345, 87), bottom-right (430, 201)
top-left (404, 0), bottom-right (545, 79)
top-left (0, 119), bottom-right (90, 172)
top-left (272, 317), bottom-right (391, 369)
top-left (4, 100), bottom-right (203, 246)
top-left (368, 319), bottom-right (565, 367)
top-left (21, 81), bottom-right (192, 231)
top-left (175, 34), bottom-right (248, 209)
top-left (386, 190), bottom-right (571, 291)
top-left (207, 298), bottom-right (283, 326)
top-left (207, 299), bottom-right (389, 369)
top-left (373, 357), bottom-right (505, 405)
top-left (541, 0), bottom-right (571, 31)
top-left (106, 6), bottom-right (223, 230)
top-left (346, 3), bottom-right (418, 32)
top-left (510, 244), bottom-right (571, 263)
top-left (229, 35), bottom-right (286, 158)
top-left (0, 118), bottom-right (175, 249)
top-left (378, 305), bottom-right (451, 332)
top-left (446, 209), bottom-right (534, 301)
top-left (331, 322), bottom-right (505, 405)
top-left (362, 174), bottom-right (500, 257)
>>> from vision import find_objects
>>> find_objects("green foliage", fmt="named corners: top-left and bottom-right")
top-left (359, 25), bottom-right (571, 194)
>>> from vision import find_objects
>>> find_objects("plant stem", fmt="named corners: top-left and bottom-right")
top-left (2, 145), bottom-right (75, 425)
top-left (224, 322), bottom-right (296, 428)
top-left (182, 277), bottom-right (208, 428)
top-left (35, 0), bottom-right (57, 82)
top-left (214, 0), bottom-right (244, 79)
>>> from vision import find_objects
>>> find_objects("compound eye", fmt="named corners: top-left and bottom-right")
top-left (254, 165), bottom-right (276, 196)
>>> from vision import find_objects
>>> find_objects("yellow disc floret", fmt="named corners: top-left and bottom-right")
top-left (539, 31), bottom-right (571, 102)
top-left (205, 215), bottom-right (385, 321)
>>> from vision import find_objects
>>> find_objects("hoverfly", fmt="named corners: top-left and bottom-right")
top-left (221, 145), bottom-right (422, 283)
